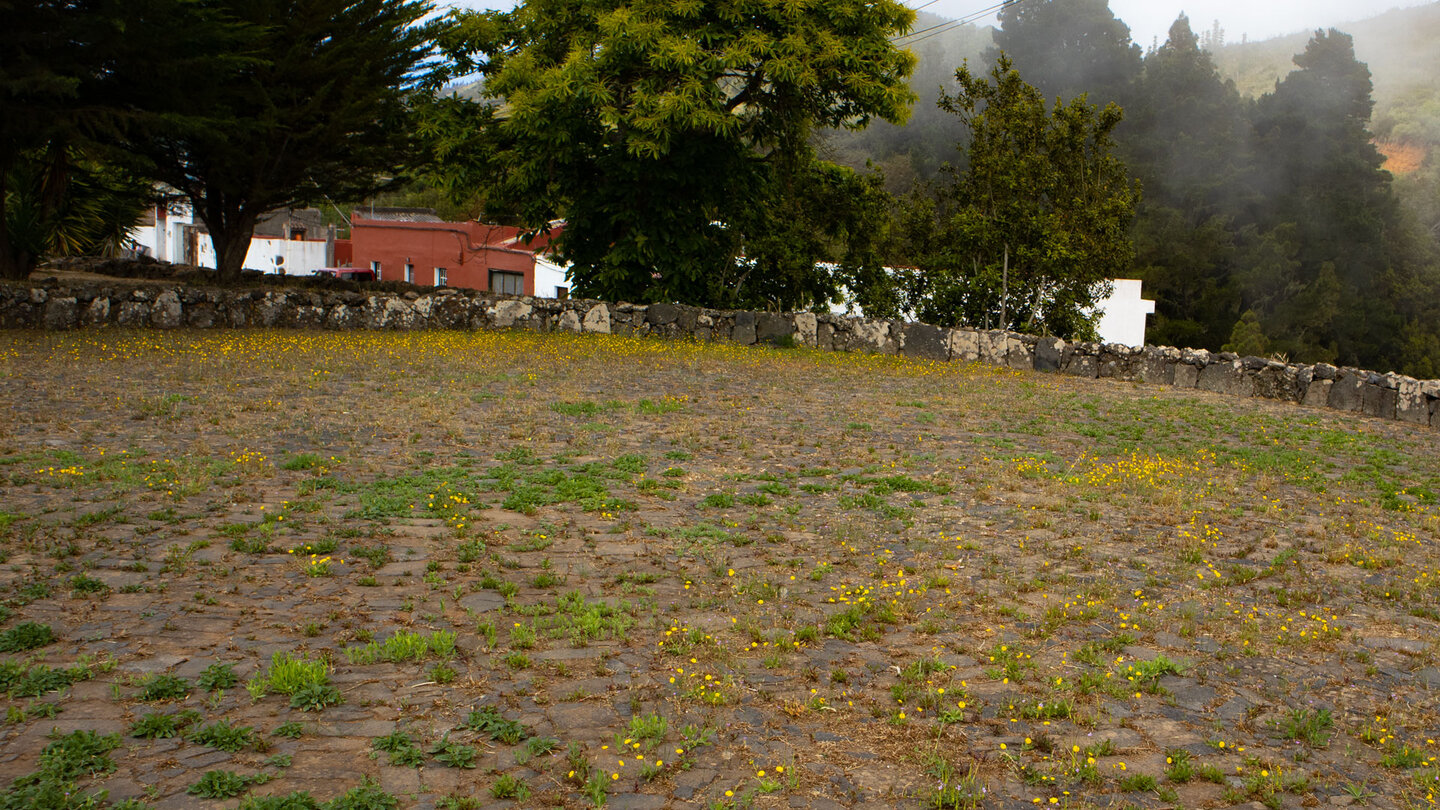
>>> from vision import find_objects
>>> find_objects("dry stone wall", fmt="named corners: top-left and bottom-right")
top-left (4, 280), bottom-right (1437, 429)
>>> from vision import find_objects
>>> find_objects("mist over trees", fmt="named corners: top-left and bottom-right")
top-left (828, 1), bottom-right (1440, 377)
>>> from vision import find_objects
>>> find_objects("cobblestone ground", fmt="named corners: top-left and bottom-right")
top-left (0, 328), bottom-right (1438, 810)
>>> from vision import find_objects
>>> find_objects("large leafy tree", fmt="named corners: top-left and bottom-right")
top-left (899, 56), bottom-right (1138, 339)
top-left (122, 0), bottom-right (439, 281)
top-left (426, 0), bottom-right (917, 307)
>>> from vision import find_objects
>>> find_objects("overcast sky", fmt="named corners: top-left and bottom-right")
top-left (444, 1), bottom-right (1435, 50)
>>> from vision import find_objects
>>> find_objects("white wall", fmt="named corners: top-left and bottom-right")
top-left (534, 257), bottom-right (571, 298)
top-left (242, 237), bottom-right (329, 276)
top-left (1093, 279), bottom-right (1156, 347)
top-left (129, 202), bottom-right (329, 275)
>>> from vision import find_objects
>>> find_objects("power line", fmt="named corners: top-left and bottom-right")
top-left (893, 0), bottom-right (1027, 47)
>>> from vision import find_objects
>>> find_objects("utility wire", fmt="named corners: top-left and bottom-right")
top-left (894, 0), bottom-right (1012, 40)
top-left (894, 0), bottom-right (1028, 46)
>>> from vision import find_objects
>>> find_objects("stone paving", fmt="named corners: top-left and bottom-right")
top-left (0, 329), bottom-right (1438, 809)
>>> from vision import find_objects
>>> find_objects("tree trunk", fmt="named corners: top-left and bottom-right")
top-left (202, 201), bottom-right (258, 283)
top-left (1000, 242), bottom-right (1009, 331)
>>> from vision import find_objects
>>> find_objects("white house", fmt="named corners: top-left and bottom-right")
top-left (533, 255), bottom-right (571, 299)
top-left (129, 200), bottom-right (334, 275)
top-left (1092, 279), bottom-right (1156, 347)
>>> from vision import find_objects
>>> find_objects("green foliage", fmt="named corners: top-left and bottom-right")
top-left (429, 736), bottom-right (478, 769)
top-left (38, 730), bottom-right (122, 782)
top-left (288, 683), bottom-right (343, 712)
top-left (190, 719), bottom-right (255, 752)
top-left (489, 774), bottom-right (530, 801)
top-left (988, 0), bottom-right (1142, 107)
top-left (250, 651), bottom-right (330, 697)
top-left (894, 55), bottom-right (1138, 339)
top-left (119, 0), bottom-right (441, 280)
top-left (130, 710), bottom-right (200, 739)
top-left (346, 630), bottom-right (456, 665)
top-left (0, 1), bottom-right (161, 280)
top-left (197, 662), bottom-right (238, 691)
top-left (273, 721), bottom-right (306, 739)
top-left (1278, 706), bottom-right (1334, 747)
top-left (280, 454), bottom-right (324, 471)
top-left (188, 770), bottom-right (251, 800)
top-left (321, 779), bottom-right (397, 810)
top-left (0, 622), bottom-right (55, 653)
top-left (428, 0), bottom-right (917, 309)
top-left (372, 730), bottom-right (425, 767)
top-left (1223, 310), bottom-right (1270, 356)
top-left (136, 673), bottom-right (189, 701)
top-left (465, 706), bottom-right (528, 744)
top-left (240, 792), bottom-right (321, 810)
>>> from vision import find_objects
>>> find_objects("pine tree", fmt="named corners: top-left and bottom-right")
top-left (122, 0), bottom-right (439, 281)
top-left (986, 0), bottom-right (1142, 107)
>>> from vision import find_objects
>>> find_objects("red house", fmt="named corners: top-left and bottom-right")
top-left (347, 208), bottom-right (556, 295)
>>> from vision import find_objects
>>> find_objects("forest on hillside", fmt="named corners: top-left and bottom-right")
top-left (825, 1), bottom-right (1440, 377)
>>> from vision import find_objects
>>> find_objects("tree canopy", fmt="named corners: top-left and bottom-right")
top-left (887, 55), bottom-right (1138, 339)
top-left (0, 0), bottom-right (154, 279)
top-left (117, 0), bottom-right (439, 281)
top-left (426, 0), bottom-right (917, 308)
top-left (987, 0), bottom-right (1141, 107)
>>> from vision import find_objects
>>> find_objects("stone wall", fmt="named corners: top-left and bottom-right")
top-left (4, 280), bottom-right (1437, 429)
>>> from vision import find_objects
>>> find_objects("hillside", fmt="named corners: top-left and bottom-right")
top-left (1211, 3), bottom-right (1440, 109)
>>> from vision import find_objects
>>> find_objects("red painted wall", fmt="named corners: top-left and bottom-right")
top-left (332, 239), bottom-right (353, 267)
top-left (349, 217), bottom-right (536, 294)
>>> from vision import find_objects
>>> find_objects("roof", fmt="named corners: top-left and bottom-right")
top-left (351, 207), bottom-right (444, 223)
top-left (254, 208), bottom-right (324, 238)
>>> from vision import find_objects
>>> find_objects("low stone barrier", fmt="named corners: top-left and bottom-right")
top-left (3, 280), bottom-right (1436, 429)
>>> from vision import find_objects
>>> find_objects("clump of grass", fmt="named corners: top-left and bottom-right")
top-left (190, 719), bottom-right (255, 752)
top-left (280, 453), bottom-right (324, 471)
top-left (346, 630), bottom-right (456, 665)
top-left (273, 721), bottom-right (306, 739)
top-left (0, 622), bottom-right (55, 652)
top-left (136, 673), bottom-right (190, 701)
top-left (1277, 706), bottom-right (1333, 747)
top-left (247, 651), bottom-right (329, 699)
top-left (130, 709), bottom-right (201, 739)
top-left (373, 730), bottom-right (425, 767)
top-left (189, 769), bottom-right (252, 799)
top-left (465, 706), bottom-right (528, 744)
top-left (197, 662), bottom-right (238, 691)
top-left (429, 735), bottom-right (478, 769)
top-left (490, 773), bottom-right (530, 800)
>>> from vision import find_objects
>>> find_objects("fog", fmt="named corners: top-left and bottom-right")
top-left (444, 0), bottom-right (1437, 51)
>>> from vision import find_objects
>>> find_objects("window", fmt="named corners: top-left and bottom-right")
top-left (490, 269), bottom-right (524, 296)
top-left (404, 263), bottom-right (414, 283)
top-left (555, 286), bottom-right (569, 300)
top-left (434, 267), bottom-right (447, 287)
top-left (370, 260), bottom-right (381, 276)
